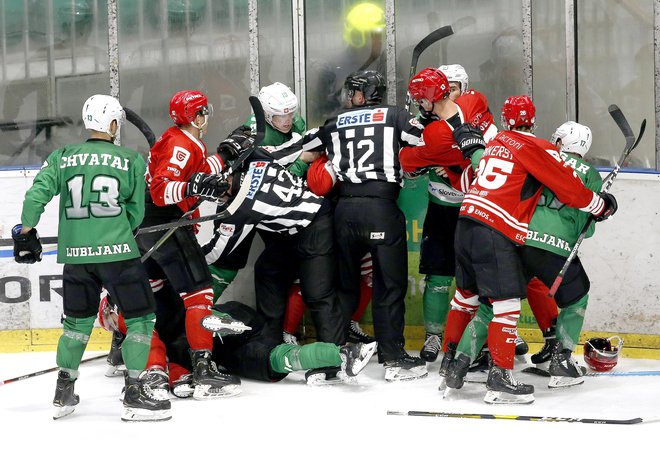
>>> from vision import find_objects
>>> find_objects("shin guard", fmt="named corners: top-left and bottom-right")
top-left (488, 298), bottom-right (520, 370)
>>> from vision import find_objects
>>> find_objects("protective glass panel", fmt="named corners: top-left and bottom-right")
top-left (304, 0), bottom-right (387, 128)
top-left (118, 0), bottom-right (251, 156)
top-left (531, 0), bottom-right (567, 142)
top-left (395, 0), bottom-right (525, 125)
top-left (0, 0), bottom-right (108, 167)
top-left (577, 0), bottom-right (654, 169)
top-left (258, 0), bottom-right (294, 88)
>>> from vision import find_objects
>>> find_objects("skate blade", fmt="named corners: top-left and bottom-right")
top-left (437, 376), bottom-right (447, 391)
top-left (548, 375), bottom-right (585, 388)
top-left (192, 384), bottom-right (241, 400)
top-left (464, 371), bottom-right (488, 384)
top-left (385, 366), bottom-right (428, 382)
top-left (306, 373), bottom-right (344, 386)
top-left (121, 407), bottom-right (172, 422)
top-left (201, 315), bottom-right (251, 336)
top-left (53, 405), bottom-right (76, 420)
top-left (349, 341), bottom-right (378, 376)
top-left (105, 364), bottom-right (126, 377)
top-left (484, 390), bottom-right (535, 404)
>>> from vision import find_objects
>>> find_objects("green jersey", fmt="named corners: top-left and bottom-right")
top-left (21, 139), bottom-right (146, 264)
top-left (525, 152), bottom-right (602, 257)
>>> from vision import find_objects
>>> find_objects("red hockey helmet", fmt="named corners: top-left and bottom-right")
top-left (408, 67), bottom-right (450, 104)
top-left (169, 90), bottom-right (211, 125)
top-left (583, 336), bottom-right (623, 372)
top-left (501, 95), bottom-right (536, 130)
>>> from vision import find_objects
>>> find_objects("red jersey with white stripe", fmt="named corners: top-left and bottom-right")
top-left (399, 90), bottom-right (496, 191)
top-left (146, 126), bottom-right (224, 213)
top-left (460, 130), bottom-right (604, 244)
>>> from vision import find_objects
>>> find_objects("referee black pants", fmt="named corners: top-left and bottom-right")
top-left (334, 196), bottom-right (408, 362)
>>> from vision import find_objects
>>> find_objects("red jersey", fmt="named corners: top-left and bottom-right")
top-left (146, 126), bottom-right (224, 214)
top-left (399, 90), bottom-right (496, 190)
top-left (461, 130), bottom-right (604, 244)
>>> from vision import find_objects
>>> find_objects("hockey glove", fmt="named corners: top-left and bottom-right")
top-left (452, 122), bottom-right (486, 160)
top-left (593, 192), bottom-right (618, 222)
top-left (186, 173), bottom-right (230, 201)
top-left (217, 126), bottom-right (255, 165)
top-left (418, 107), bottom-right (440, 127)
top-left (12, 224), bottom-right (42, 264)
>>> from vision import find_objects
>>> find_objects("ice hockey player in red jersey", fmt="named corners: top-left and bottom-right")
top-left (445, 95), bottom-right (617, 404)
top-left (398, 66), bottom-right (499, 369)
top-left (137, 90), bottom-right (247, 399)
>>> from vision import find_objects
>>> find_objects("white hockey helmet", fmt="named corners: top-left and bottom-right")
top-left (438, 64), bottom-right (469, 94)
top-left (551, 121), bottom-right (592, 157)
top-left (82, 94), bottom-right (125, 137)
top-left (258, 82), bottom-right (298, 131)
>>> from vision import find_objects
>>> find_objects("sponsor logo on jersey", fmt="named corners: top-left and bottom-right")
top-left (336, 108), bottom-right (388, 128)
top-left (170, 146), bottom-right (191, 168)
top-left (219, 223), bottom-right (235, 236)
top-left (370, 232), bottom-right (385, 239)
top-left (166, 166), bottom-right (181, 177)
top-left (247, 161), bottom-right (268, 199)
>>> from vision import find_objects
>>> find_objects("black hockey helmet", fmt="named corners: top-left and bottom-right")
top-left (343, 70), bottom-right (386, 105)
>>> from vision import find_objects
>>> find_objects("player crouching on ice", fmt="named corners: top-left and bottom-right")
top-left (12, 94), bottom-right (171, 421)
top-left (98, 281), bottom-right (377, 392)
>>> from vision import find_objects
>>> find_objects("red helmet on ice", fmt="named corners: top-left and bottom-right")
top-left (501, 95), bottom-right (536, 130)
top-left (583, 336), bottom-right (623, 372)
top-left (169, 90), bottom-right (212, 125)
top-left (408, 67), bottom-right (450, 104)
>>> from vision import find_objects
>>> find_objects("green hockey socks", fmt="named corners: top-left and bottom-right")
top-left (423, 275), bottom-right (453, 334)
top-left (556, 295), bottom-right (588, 351)
top-left (456, 303), bottom-right (492, 361)
top-left (122, 313), bottom-right (156, 378)
top-left (209, 265), bottom-right (239, 301)
top-left (269, 342), bottom-right (342, 374)
top-left (56, 315), bottom-right (96, 374)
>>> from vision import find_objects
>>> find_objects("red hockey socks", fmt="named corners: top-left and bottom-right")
top-left (443, 288), bottom-right (479, 351)
top-left (352, 279), bottom-right (373, 321)
top-left (526, 278), bottom-right (559, 332)
top-left (182, 288), bottom-right (214, 350)
top-left (283, 283), bottom-right (306, 334)
top-left (488, 298), bottom-right (521, 369)
top-left (146, 330), bottom-right (167, 370)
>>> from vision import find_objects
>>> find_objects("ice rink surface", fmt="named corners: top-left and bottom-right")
top-left (1, 350), bottom-right (658, 454)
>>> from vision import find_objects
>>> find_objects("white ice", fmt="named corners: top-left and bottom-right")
top-left (1, 351), bottom-right (658, 454)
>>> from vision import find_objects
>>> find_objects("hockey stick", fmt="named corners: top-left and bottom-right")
top-left (404, 25), bottom-right (454, 112)
top-left (137, 96), bottom-right (266, 250)
top-left (387, 410), bottom-right (643, 425)
top-left (124, 107), bottom-right (157, 148)
top-left (522, 366), bottom-right (660, 377)
top-left (0, 353), bottom-right (107, 386)
top-left (547, 106), bottom-right (646, 298)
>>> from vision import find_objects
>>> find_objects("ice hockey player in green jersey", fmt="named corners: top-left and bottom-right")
top-left (12, 94), bottom-right (171, 421)
top-left (444, 121), bottom-right (609, 392)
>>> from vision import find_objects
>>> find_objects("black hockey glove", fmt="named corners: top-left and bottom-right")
top-left (593, 192), bottom-right (618, 222)
top-left (12, 224), bottom-right (42, 264)
top-left (186, 173), bottom-right (230, 201)
top-left (217, 126), bottom-right (255, 165)
top-left (452, 122), bottom-right (486, 160)
top-left (418, 107), bottom-right (440, 127)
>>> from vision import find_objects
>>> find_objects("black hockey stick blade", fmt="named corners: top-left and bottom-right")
top-left (608, 104), bottom-right (635, 148)
top-left (0, 353), bottom-right (106, 386)
top-left (388, 410), bottom-right (644, 425)
top-left (411, 25), bottom-right (454, 67)
top-left (125, 107), bottom-right (157, 148)
top-left (632, 118), bottom-right (647, 151)
top-left (225, 96), bottom-right (266, 174)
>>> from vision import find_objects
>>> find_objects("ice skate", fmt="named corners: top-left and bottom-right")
top-left (348, 320), bottom-right (376, 344)
top-left (548, 343), bottom-right (585, 388)
top-left (283, 331), bottom-right (300, 345)
top-left (122, 370), bottom-right (172, 422)
top-left (465, 347), bottom-right (491, 383)
top-left (484, 365), bottom-right (534, 404)
top-left (437, 342), bottom-right (457, 390)
top-left (305, 366), bottom-right (348, 385)
top-left (420, 333), bottom-right (442, 362)
top-left (201, 312), bottom-right (251, 337)
top-left (515, 333), bottom-right (529, 356)
top-left (384, 353), bottom-right (427, 382)
top-left (190, 349), bottom-right (241, 399)
top-left (531, 330), bottom-right (558, 368)
top-left (340, 341), bottom-right (377, 378)
top-left (53, 370), bottom-right (79, 420)
top-left (105, 330), bottom-right (126, 377)
top-left (444, 353), bottom-right (472, 390)
top-left (171, 373), bottom-right (194, 398)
